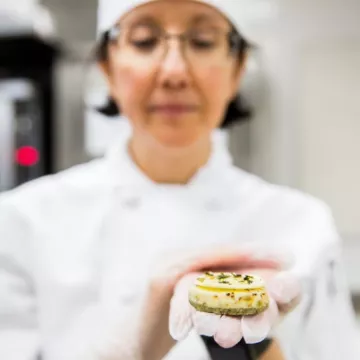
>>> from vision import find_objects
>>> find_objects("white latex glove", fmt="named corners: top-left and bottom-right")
top-left (128, 246), bottom-right (290, 360)
top-left (169, 269), bottom-right (301, 348)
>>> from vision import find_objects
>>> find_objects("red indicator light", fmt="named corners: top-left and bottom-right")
top-left (15, 146), bottom-right (40, 167)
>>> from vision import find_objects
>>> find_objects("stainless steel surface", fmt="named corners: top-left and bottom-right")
top-left (0, 80), bottom-right (43, 191)
top-left (0, 92), bottom-right (14, 191)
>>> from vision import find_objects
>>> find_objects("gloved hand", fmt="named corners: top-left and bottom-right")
top-left (46, 246), bottom-right (298, 360)
top-left (133, 246), bottom-right (295, 359)
top-left (169, 268), bottom-right (301, 348)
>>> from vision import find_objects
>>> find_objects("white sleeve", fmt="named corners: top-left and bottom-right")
top-left (43, 305), bottom-right (142, 360)
top-left (0, 196), bottom-right (143, 360)
top-left (0, 199), bottom-right (41, 360)
top-left (299, 246), bottom-right (360, 360)
top-left (277, 202), bottom-right (360, 360)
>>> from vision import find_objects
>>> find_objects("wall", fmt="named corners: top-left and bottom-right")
top-left (232, 0), bottom-right (360, 292)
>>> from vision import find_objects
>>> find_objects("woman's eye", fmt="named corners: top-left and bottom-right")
top-left (128, 25), bottom-right (160, 50)
top-left (130, 37), bottom-right (159, 50)
top-left (189, 30), bottom-right (218, 50)
top-left (190, 38), bottom-right (217, 49)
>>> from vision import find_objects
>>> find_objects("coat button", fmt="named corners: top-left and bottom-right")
top-left (121, 196), bottom-right (141, 209)
top-left (119, 292), bottom-right (138, 303)
top-left (205, 198), bottom-right (222, 211)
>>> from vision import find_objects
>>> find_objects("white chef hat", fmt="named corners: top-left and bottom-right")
top-left (97, 0), bottom-right (278, 45)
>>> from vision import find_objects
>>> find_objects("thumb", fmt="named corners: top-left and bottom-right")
top-left (169, 274), bottom-right (199, 341)
top-left (267, 271), bottom-right (302, 305)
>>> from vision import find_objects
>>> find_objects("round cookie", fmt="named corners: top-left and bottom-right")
top-left (189, 272), bottom-right (269, 316)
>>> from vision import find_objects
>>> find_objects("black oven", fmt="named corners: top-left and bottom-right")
top-left (0, 34), bottom-right (60, 191)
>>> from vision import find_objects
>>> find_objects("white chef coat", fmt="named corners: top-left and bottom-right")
top-left (0, 130), bottom-right (359, 360)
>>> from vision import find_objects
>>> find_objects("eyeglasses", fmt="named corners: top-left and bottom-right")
top-left (107, 23), bottom-right (243, 69)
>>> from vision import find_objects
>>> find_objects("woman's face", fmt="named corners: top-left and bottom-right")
top-left (101, 0), bottom-right (246, 149)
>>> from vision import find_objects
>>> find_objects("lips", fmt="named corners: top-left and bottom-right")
top-left (149, 104), bottom-right (198, 115)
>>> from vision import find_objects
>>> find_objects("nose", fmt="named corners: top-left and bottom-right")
top-left (157, 40), bottom-right (192, 90)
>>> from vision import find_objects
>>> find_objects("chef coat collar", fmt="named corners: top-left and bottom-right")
top-left (104, 128), bottom-right (234, 190)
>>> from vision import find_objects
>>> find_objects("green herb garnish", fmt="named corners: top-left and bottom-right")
top-left (244, 275), bottom-right (254, 284)
top-left (217, 273), bottom-right (230, 280)
top-left (219, 280), bottom-right (230, 284)
top-left (232, 273), bottom-right (243, 278)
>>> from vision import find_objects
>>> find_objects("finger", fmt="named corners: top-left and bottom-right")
top-left (240, 243), bottom-right (294, 270)
top-left (182, 245), bottom-right (286, 274)
top-left (208, 261), bottom-right (281, 274)
top-left (169, 276), bottom-right (196, 341)
top-left (174, 273), bottom-right (202, 292)
top-left (214, 316), bottom-right (243, 348)
top-left (267, 297), bottom-right (280, 324)
top-left (152, 246), bottom-right (290, 291)
top-left (169, 306), bottom-right (193, 341)
top-left (192, 311), bottom-right (221, 337)
top-left (241, 312), bottom-right (271, 344)
top-left (168, 300), bottom-right (193, 341)
top-left (267, 272), bottom-right (302, 305)
top-left (277, 296), bottom-right (302, 315)
top-left (151, 250), bottom-right (268, 291)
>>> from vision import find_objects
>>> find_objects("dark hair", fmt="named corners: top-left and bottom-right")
top-left (94, 28), bottom-right (253, 128)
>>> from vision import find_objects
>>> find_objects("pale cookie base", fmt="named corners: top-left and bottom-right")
top-left (189, 299), bottom-right (269, 316)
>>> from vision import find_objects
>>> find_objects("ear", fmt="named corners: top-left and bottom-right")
top-left (230, 51), bottom-right (248, 99)
top-left (98, 60), bottom-right (117, 101)
top-left (98, 60), bottom-right (112, 87)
